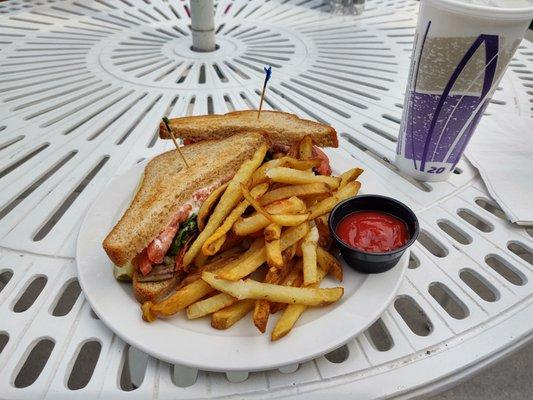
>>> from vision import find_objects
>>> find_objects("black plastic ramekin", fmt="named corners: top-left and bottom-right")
top-left (329, 195), bottom-right (419, 273)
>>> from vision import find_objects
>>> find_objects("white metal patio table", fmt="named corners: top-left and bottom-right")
top-left (0, 0), bottom-right (532, 398)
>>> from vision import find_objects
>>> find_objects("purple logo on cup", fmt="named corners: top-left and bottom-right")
top-left (397, 22), bottom-right (504, 176)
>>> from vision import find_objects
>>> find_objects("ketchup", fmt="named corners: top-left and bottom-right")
top-left (336, 211), bottom-right (409, 253)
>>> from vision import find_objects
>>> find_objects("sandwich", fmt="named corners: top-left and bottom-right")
top-left (159, 110), bottom-right (338, 175)
top-left (103, 132), bottom-right (270, 303)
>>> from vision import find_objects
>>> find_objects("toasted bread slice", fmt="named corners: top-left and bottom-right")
top-left (103, 131), bottom-right (270, 266)
top-left (132, 270), bottom-right (180, 303)
top-left (159, 110), bottom-right (338, 148)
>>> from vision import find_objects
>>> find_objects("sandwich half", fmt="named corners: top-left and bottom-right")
top-left (103, 131), bottom-right (270, 303)
top-left (159, 110), bottom-right (338, 148)
top-left (159, 110), bottom-right (338, 175)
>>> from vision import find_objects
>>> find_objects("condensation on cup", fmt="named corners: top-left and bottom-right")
top-left (395, 0), bottom-right (533, 182)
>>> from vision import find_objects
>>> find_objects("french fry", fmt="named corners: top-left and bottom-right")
top-left (260, 196), bottom-right (307, 213)
top-left (282, 264), bottom-right (301, 285)
top-left (177, 254), bottom-right (239, 289)
top-left (340, 167), bottom-right (363, 189)
top-left (241, 183), bottom-right (310, 227)
top-left (270, 267), bottom-right (303, 314)
top-left (307, 181), bottom-right (361, 220)
top-left (285, 158), bottom-right (320, 171)
top-left (219, 223), bottom-right (309, 280)
top-left (302, 226), bottom-right (319, 286)
top-left (305, 193), bottom-right (330, 207)
top-left (241, 184), bottom-right (272, 221)
top-left (186, 292), bottom-right (237, 319)
top-left (260, 183), bottom-right (331, 206)
top-left (258, 252), bottom-right (296, 320)
top-left (264, 223), bottom-right (281, 242)
top-left (271, 267), bottom-right (329, 341)
top-left (183, 145), bottom-right (268, 267)
top-left (335, 180), bottom-right (361, 200)
top-left (307, 197), bottom-right (338, 221)
top-left (141, 301), bottom-right (156, 322)
top-left (270, 213), bottom-right (309, 226)
top-left (265, 223), bottom-right (282, 268)
top-left (202, 183), bottom-right (269, 256)
top-left (282, 243), bottom-right (298, 266)
top-left (271, 304), bottom-right (307, 341)
top-left (240, 183), bottom-right (273, 221)
top-left (317, 246), bottom-right (343, 281)
top-left (233, 197), bottom-right (306, 235)
top-left (250, 158), bottom-right (286, 186)
top-left (253, 299), bottom-right (270, 333)
top-left (298, 135), bottom-right (314, 160)
top-left (151, 279), bottom-right (214, 316)
top-left (266, 167), bottom-right (340, 189)
top-left (314, 215), bottom-right (332, 249)
top-left (264, 224), bottom-right (282, 261)
top-left (232, 216), bottom-right (269, 236)
top-left (253, 258), bottom-right (293, 332)
top-left (204, 235), bottom-right (226, 256)
top-left (216, 243), bottom-right (266, 280)
top-left (268, 261), bottom-right (294, 287)
top-left (253, 273), bottom-right (276, 333)
top-left (202, 271), bottom-right (343, 306)
top-left (197, 183), bottom-right (228, 231)
top-left (211, 299), bottom-right (255, 329)
top-left (251, 157), bottom-right (320, 186)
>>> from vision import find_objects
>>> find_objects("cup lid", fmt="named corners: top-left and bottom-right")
top-left (427, 0), bottom-right (533, 19)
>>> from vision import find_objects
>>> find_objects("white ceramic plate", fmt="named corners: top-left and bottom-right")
top-left (77, 157), bottom-right (408, 372)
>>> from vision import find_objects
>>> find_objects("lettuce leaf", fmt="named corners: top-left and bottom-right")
top-left (169, 213), bottom-right (197, 256)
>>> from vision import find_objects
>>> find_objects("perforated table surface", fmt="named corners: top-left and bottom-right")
top-left (0, 0), bottom-right (532, 399)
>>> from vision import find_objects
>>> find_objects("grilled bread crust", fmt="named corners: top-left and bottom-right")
top-left (159, 110), bottom-right (338, 148)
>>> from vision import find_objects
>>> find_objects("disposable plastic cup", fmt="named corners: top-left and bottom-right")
top-left (395, 0), bottom-right (533, 182)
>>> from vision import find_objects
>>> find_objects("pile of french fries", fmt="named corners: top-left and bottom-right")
top-left (142, 136), bottom-right (363, 340)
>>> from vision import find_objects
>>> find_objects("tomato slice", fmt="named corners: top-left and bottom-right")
top-left (136, 250), bottom-right (153, 276)
top-left (312, 146), bottom-right (332, 176)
